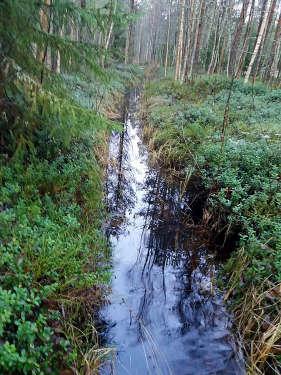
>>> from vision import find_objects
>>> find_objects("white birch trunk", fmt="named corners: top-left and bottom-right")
top-left (244, 0), bottom-right (272, 83)
top-left (175, 0), bottom-right (186, 81)
top-left (164, 1), bottom-right (171, 77)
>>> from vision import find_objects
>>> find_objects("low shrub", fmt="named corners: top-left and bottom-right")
top-left (144, 75), bottom-right (281, 372)
top-left (0, 136), bottom-right (110, 373)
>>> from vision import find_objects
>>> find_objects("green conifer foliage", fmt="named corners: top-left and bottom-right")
top-left (0, 1), bottom-right (131, 373)
top-left (0, 0), bottom-right (114, 156)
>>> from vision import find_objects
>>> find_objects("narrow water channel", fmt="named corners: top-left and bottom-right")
top-left (101, 89), bottom-right (244, 375)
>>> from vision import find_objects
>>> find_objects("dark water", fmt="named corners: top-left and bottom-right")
top-left (101, 89), bottom-right (244, 375)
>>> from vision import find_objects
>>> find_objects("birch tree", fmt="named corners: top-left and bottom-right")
top-left (132, 0), bottom-right (281, 82)
top-left (235, 0), bottom-right (255, 77)
top-left (254, 0), bottom-right (277, 77)
top-left (164, 0), bottom-right (172, 77)
top-left (268, 9), bottom-right (281, 79)
top-left (125, 0), bottom-right (136, 64)
top-left (228, 0), bottom-right (251, 76)
top-left (188, 0), bottom-right (206, 79)
top-left (244, 0), bottom-right (272, 82)
top-left (175, 0), bottom-right (186, 80)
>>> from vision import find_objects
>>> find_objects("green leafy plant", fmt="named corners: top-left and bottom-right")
top-left (144, 75), bottom-right (281, 372)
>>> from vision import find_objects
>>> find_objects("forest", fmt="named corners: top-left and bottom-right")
top-left (0, 0), bottom-right (280, 374)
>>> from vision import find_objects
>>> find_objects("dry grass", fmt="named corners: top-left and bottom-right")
top-left (225, 257), bottom-right (281, 375)
top-left (241, 285), bottom-right (281, 374)
top-left (65, 322), bottom-right (112, 375)
top-left (54, 288), bottom-right (113, 375)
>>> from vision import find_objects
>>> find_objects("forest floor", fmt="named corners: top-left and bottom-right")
top-left (142, 74), bottom-right (281, 374)
top-left (0, 125), bottom-right (112, 374)
top-left (1, 66), bottom-right (280, 374)
top-left (0, 70), bottom-right (129, 374)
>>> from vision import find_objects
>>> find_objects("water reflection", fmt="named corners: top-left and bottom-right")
top-left (101, 89), bottom-right (244, 375)
top-left (105, 93), bottom-right (136, 236)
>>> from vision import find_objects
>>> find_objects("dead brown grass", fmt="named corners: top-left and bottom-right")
top-left (54, 287), bottom-right (113, 375)
top-left (225, 255), bottom-right (281, 374)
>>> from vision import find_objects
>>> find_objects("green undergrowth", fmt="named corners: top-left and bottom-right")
top-left (143, 75), bottom-right (281, 372)
top-left (0, 60), bottom-right (138, 374)
top-left (0, 142), bottom-right (109, 374)
top-left (0, 1), bottom-right (143, 372)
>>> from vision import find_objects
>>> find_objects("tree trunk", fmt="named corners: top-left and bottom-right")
top-left (207, 5), bottom-right (220, 74)
top-left (52, 27), bottom-right (62, 73)
top-left (268, 10), bottom-right (281, 79)
top-left (182, 0), bottom-right (195, 81)
top-left (102, 0), bottom-right (117, 67)
top-left (254, 0), bottom-right (277, 77)
top-left (137, 18), bottom-right (143, 64)
top-left (37, 0), bottom-right (51, 63)
top-left (188, 0), bottom-right (205, 79)
top-left (175, 0), bottom-right (186, 81)
top-left (164, 1), bottom-right (171, 77)
top-left (193, 0), bottom-right (206, 71)
top-left (228, 0), bottom-right (251, 76)
top-left (125, 0), bottom-right (136, 64)
top-left (235, 0), bottom-right (255, 77)
top-left (244, 0), bottom-right (272, 83)
top-left (203, 0), bottom-right (219, 71)
top-left (38, 0), bottom-right (51, 83)
top-left (213, 1), bottom-right (228, 73)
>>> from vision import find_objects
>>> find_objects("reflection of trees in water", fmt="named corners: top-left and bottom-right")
top-left (143, 170), bottom-right (193, 264)
top-left (176, 250), bottom-right (219, 336)
top-left (136, 170), bottom-right (220, 338)
top-left (105, 95), bottom-right (137, 235)
top-left (103, 91), bottom-right (241, 374)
